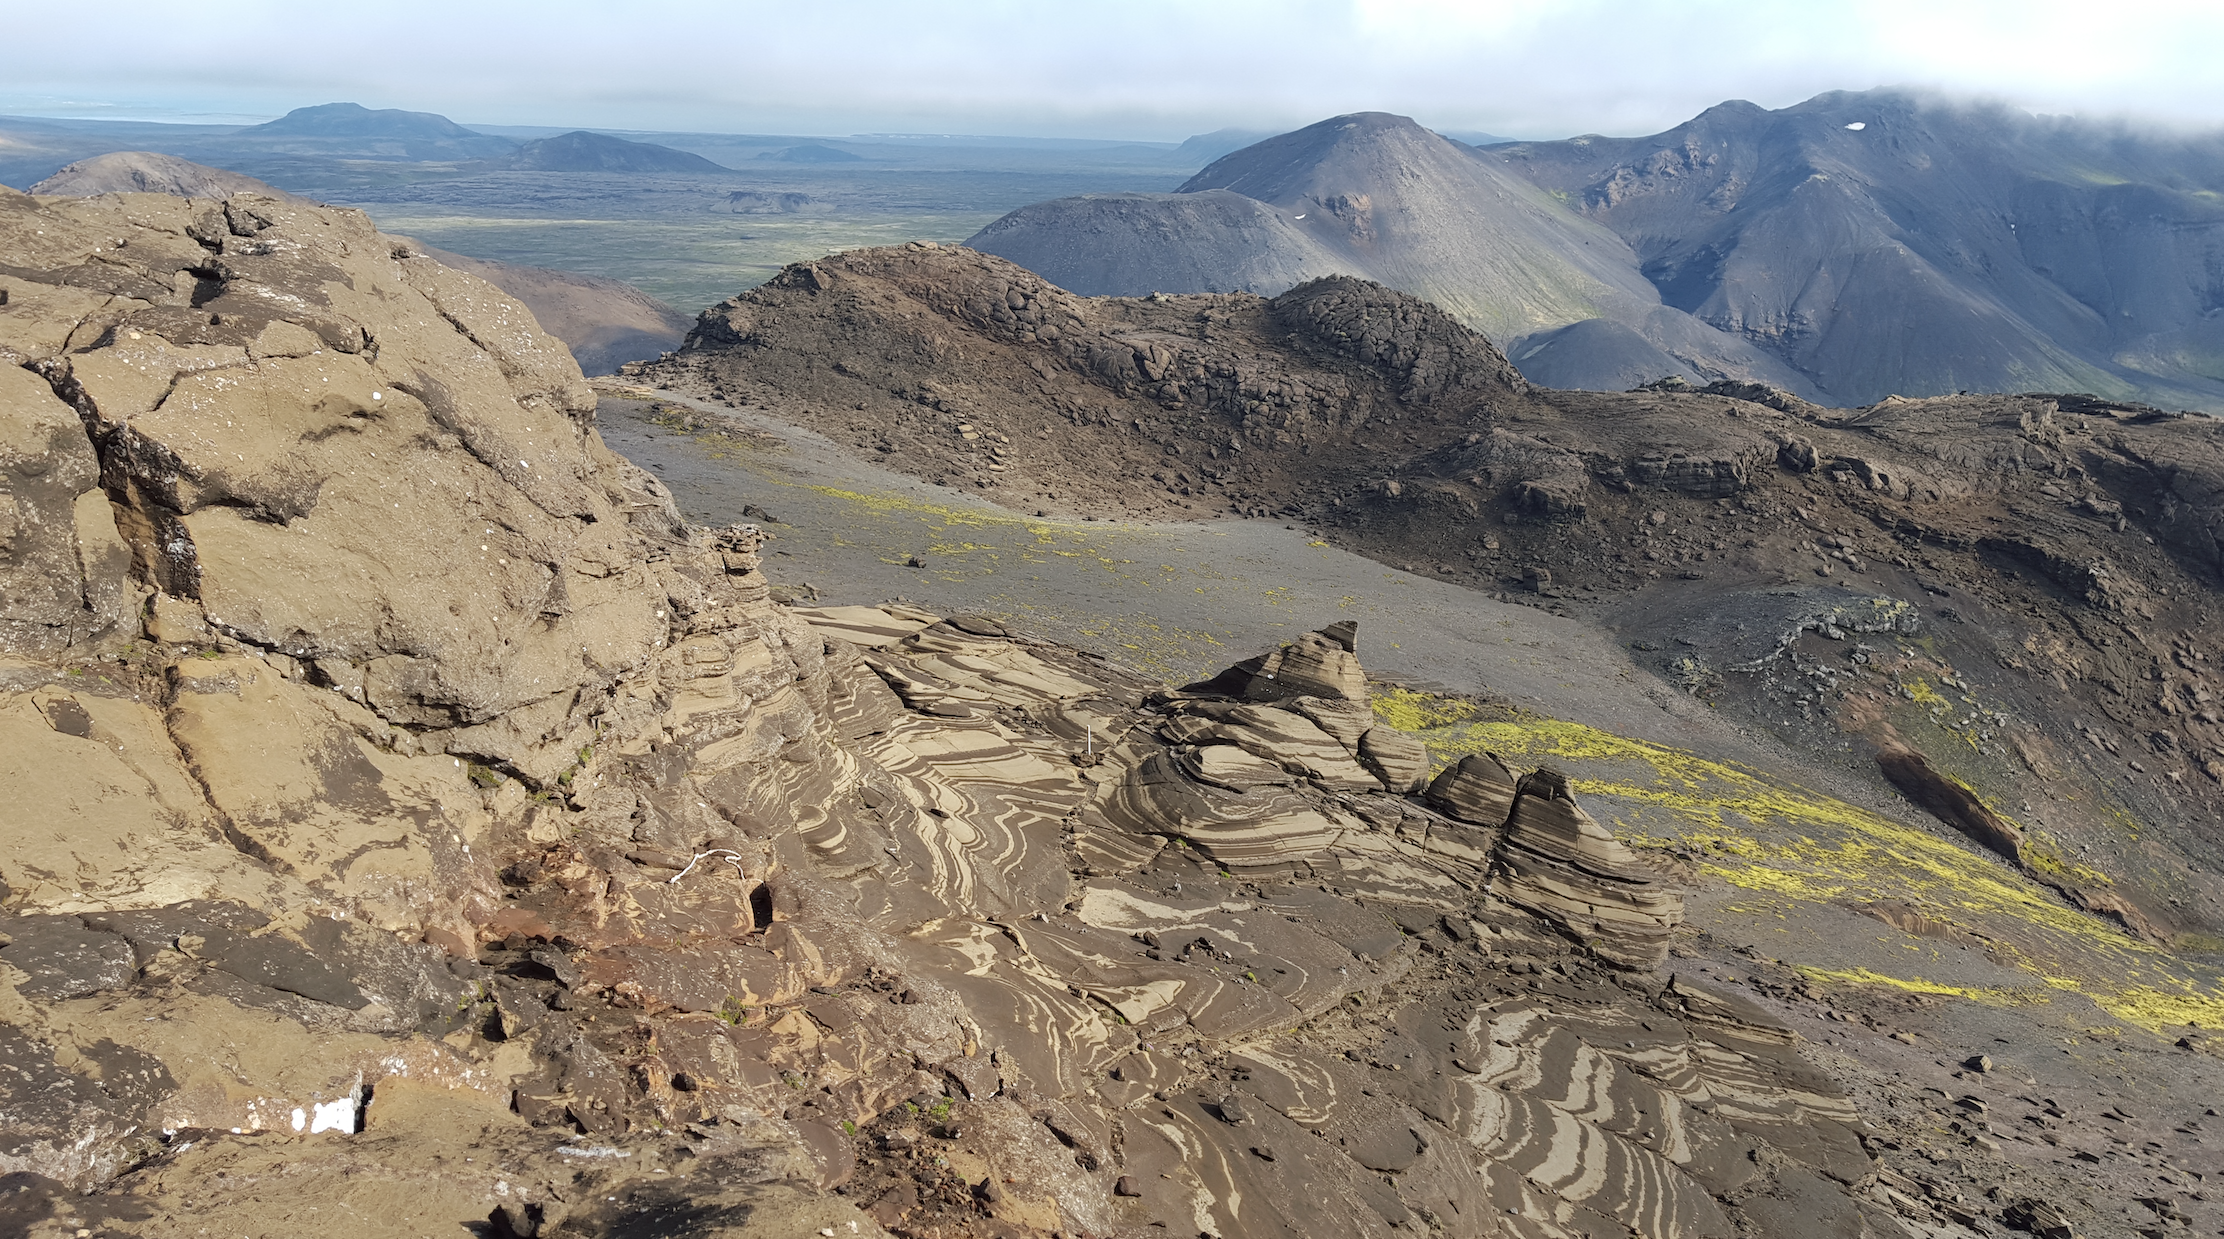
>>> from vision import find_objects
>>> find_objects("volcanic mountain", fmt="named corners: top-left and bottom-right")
top-left (1493, 89), bottom-right (2224, 408)
top-left (968, 112), bottom-right (1819, 396)
top-left (499, 129), bottom-right (730, 174)
top-left (239, 100), bottom-right (519, 160)
top-left (969, 93), bottom-right (2224, 410)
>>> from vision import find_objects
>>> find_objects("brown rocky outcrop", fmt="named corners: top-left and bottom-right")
top-left (1875, 741), bottom-right (2023, 860)
top-left (23, 154), bottom-right (689, 376)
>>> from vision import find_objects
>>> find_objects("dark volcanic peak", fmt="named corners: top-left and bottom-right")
top-left (503, 129), bottom-right (729, 174)
top-left (757, 143), bottom-right (865, 163)
top-left (962, 188), bottom-right (1343, 297)
top-left (989, 110), bottom-right (1665, 344)
top-left (1175, 110), bottom-right (1439, 198)
top-left (972, 91), bottom-right (2224, 410)
top-left (233, 101), bottom-right (518, 160)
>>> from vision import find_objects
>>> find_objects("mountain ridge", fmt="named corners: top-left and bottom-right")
top-left (1490, 89), bottom-right (2224, 407)
top-left (238, 100), bottom-right (519, 159)
top-left (968, 91), bottom-right (2224, 410)
top-left (970, 111), bottom-right (1825, 396)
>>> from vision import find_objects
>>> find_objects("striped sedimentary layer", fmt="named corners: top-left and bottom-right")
top-left (455, 612), bottom-right (1846, 1237)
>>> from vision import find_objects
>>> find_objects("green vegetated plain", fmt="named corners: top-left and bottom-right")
top-left (368, 211), bottom-right (1005, 313)
top-left (323, 162), bottom-right (1188, 314)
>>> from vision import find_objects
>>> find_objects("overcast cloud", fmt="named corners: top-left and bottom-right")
top-left (6, 0), bottom-right (2222, 139)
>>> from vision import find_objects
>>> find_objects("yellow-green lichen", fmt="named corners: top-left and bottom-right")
top-left (1373, 685), bottom-right (2224, 1033)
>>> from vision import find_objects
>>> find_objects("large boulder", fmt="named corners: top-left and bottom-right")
top-left (2, 186), bottom-right (667, 755)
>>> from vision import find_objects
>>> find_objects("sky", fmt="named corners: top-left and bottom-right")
top-left (7, 0), bottom-right (2223, 141)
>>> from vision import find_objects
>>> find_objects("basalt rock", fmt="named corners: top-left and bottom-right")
top-left (1874, 741), bottom-right (2022, 860)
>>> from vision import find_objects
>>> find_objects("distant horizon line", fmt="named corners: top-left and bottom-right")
top-left (0, 105), bottom-right (1529, 149)
top-left (6, 85), bottom-right (2222, 150)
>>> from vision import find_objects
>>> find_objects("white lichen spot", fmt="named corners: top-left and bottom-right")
top-left (309, 1097), bottom-right (358, 1134)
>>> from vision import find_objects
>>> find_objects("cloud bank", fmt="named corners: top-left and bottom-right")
top-left (7, 0), bottom-right (2221, 139)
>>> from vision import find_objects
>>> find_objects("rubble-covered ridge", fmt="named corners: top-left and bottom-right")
top-left (0, 190), bottom-right (1916, 1237)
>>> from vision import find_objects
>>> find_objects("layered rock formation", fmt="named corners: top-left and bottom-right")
top-left (1, 186), bottom-right (1903, 1237)
top-left (1492, 770), bottom-right (1686, 970)
top-left (1424, 753), bottom-right (1519, 826)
